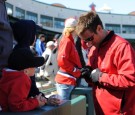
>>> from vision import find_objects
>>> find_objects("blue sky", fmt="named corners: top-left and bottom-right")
top-left (37, 0), bottom-right (135, 14)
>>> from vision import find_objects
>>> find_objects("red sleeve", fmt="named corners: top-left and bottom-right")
top-left (8, 75), bottom-right (39, 112)
top-left (100, 43), bottom-right (135, 90)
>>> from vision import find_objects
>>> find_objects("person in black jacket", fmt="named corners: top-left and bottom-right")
top-left (0, 0), bottom-right (13, 77)
top-left (11, 19), bottom-right (60, 105)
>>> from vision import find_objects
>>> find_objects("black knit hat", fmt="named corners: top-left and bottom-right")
top-left (8, 48), bottom-right (44, 70)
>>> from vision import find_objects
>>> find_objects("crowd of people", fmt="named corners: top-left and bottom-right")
top-left (0, 0), bottom-right (135, 114)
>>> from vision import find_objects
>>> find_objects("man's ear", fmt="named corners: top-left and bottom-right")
top-left (96, 25), bottom-right (102, 32)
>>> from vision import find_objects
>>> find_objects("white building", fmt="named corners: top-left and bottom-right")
top-left (6, 0), bottom-right (135, 40)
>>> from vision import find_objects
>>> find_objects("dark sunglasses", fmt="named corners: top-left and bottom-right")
top-left (84, 35), bottom-right (94, 42)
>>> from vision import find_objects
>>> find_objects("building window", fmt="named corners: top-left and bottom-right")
top-left (105, 24), bottom-right (121, 33)
top-left (122, 25), bottom-right (135, 34)
top-left (15, 7), bottom-right (25, 19)
top-left (26, 11), bottom-right (37, 23)
top-left (54, 18), bottom-right (65, 29)
top-left (5, 3), bottom-right (13, 15)
top-left (40, 15), bottom-right (53, 27)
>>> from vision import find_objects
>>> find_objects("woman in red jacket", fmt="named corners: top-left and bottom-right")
top-left (55, 18), bottom-right (82, 100)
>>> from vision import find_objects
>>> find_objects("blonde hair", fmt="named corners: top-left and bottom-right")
top-left (63, 27), bottom-right (75, 37)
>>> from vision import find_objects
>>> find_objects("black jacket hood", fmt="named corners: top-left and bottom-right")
top-left (11, 19), bottom-right (36, 49)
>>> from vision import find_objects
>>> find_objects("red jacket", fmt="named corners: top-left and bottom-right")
top-left (55, 34), bottom-right (82, 86)
top-left (88, 31), bottom-right (135, 115)
top-left (0, 69), bottom-right (39, 112)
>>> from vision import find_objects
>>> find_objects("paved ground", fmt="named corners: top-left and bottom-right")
top-left (36, 78), bottom-right (57, 97)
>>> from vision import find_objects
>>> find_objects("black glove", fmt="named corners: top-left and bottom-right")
top-left (84, 66), bottom-right (93, 72)
top-left (90, 68), bottom-right (102, 83)
top-left (81, 68), bottom-right (89, 76)
top-left (80, 66), bottom-right (93, 82)
top-left (80, 69), bottom-right (87, 76)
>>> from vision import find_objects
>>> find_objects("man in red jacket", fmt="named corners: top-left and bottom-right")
top-left (76, 11), bottom-right (135, 115)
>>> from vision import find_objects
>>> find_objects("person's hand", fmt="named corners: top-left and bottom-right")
top-left (36, 93), bottom-right (47, 107)
top-left (84, 66), bottom-right (93, 72)
top-left (80, 66), bottom-right (93, 77)
top-left (90, 68), bottom-right (102, 82)
top-left (47, 95), bottom-right (62, 106)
